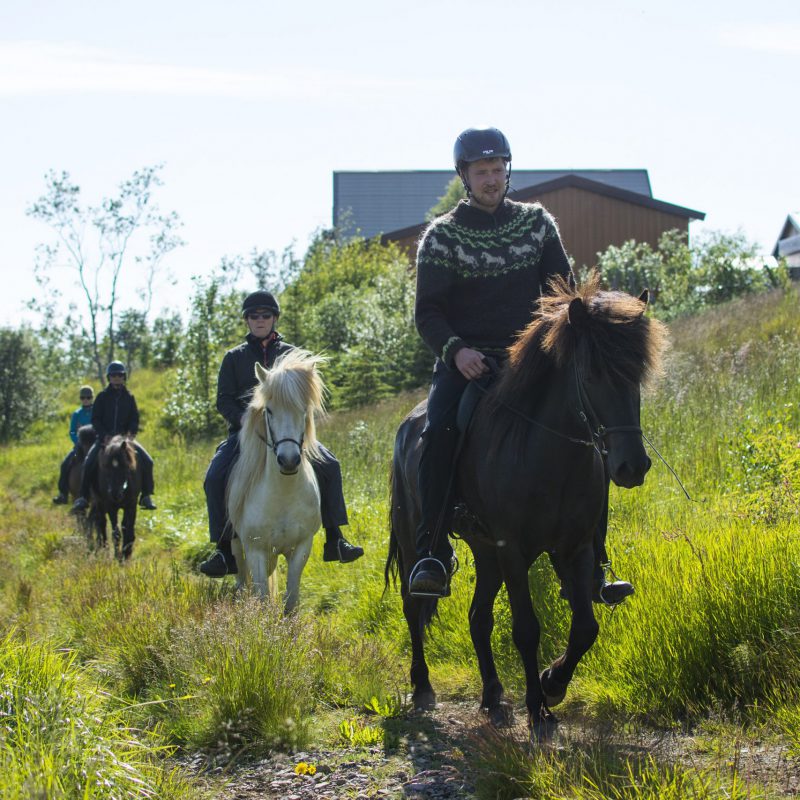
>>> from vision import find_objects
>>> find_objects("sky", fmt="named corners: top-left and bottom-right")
top-left (1, 0), bottom-right (798, 327)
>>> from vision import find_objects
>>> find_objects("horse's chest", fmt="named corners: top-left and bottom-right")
top-left (240, 478), bottom-right (321, 547)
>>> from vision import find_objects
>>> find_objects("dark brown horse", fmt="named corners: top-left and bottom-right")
top-left (90, 436), bottom-right (142, 560)
top-left (386, 273), bottom-right (667, 740)
top-left (67, 425), bottom-right (97, 502)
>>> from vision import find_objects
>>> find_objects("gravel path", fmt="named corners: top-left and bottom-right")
top-left (179, 700), bottom-right (800, 799)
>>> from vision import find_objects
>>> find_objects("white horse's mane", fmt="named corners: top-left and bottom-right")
top-left (227, 349), bottom-right (326, 529)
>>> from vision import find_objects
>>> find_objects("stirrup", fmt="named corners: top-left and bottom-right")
top-left (595, 561), bottom-right (633, 607)
top-left (408, 556), bottom-right (451, 598)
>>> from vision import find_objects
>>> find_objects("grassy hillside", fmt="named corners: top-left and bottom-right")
top-left (1, 287), bottom-right (798, 797)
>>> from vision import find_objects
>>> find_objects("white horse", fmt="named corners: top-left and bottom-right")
top-left (226, 349), bottom-right (325, 612)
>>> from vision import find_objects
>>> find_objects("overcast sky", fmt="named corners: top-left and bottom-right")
top-left (1, 0), bottom-right (797, 325)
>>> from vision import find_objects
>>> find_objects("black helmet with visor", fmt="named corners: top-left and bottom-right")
top-left (453, 127), bottom-right (512, 196)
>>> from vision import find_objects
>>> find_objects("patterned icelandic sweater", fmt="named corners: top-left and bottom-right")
top-left (415, 198), bottom-right (573, 367)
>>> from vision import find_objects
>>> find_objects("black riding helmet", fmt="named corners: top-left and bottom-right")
top-left (106, 361), bottom-right (126, 378)
top-left (242, 290), bottom-right (280, 318)
top-left (453, 127), bottom-right (512, 196)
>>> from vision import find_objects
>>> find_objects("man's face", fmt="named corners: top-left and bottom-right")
top-left (246, 309), bottom-right (276, 339)
top-left (79, 392), bottom-right (93, 407)
top-left (108, 373), bottom-right (125, 388)
top-left (465, 157), bottom-right (508, 213)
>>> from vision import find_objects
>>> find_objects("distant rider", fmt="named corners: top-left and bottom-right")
top-left (71, 362), bottom-right (157, 512)
top-left (53, 385), bottom-right (94, 504)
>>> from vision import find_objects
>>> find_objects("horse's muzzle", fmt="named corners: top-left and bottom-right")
top-left (610, 454), bottom-right (651, 488)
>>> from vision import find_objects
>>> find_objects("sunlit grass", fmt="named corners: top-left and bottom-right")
top-left (0, 286), bottom-right (798, 792)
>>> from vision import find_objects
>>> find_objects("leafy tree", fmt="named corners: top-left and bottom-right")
top-left (218, 246), bottom-right (301, 293)
top-left (115, 309), bottom-right (151, 372)
top-left (161, 277), bottom-right (243, 440)
top-left (27, 165), bottom-right (184, 382)
top-left (595, 229), bottom-right (787, 321)
top-left (0, 328), bottom-right (44, 442)
top-left (426, 176), bottom-right (466, 220)
top-left (150, 311), bottom-right (183, 369)
top-left (278, 232), bottom-right (407, 346)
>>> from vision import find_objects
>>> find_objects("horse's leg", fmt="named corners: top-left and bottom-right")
top-left (121, 503), bottom-right (136, 560)
top-left (469, 545), bottom-right (510, 726)
top-left (231, 536), bottom-right (246, 592)
top-left (498, 546), bottom-right (554, 743)
top-left (109, 508), bottom-right (121, 560)
top-left (402, 589), bottom-right (438, 710)
top-left (283, 538), bottom-right (313, 614)
top-left (540, 545), bottom-right (599, 707)
top-left (94, 506), bottom-right (107, 551)
top-left (267, 550), bottom-right (279, 603)
top-left (246, 545), bottom-right (270, 598)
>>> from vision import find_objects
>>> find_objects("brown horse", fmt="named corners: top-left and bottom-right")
top-left (89, 436), bottom-right (142, 560)
top-left (386, 273), bottom-right (667, 740)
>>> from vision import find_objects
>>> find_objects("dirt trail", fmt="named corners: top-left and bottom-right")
top-left (180, 701), bottom-right (800, 799)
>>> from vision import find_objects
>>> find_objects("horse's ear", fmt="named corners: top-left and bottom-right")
top-left (255, 362), bottom-right (268, 382)
top-left (567, 297), bottom-right (589, 327)
top-left (638, 288), bottom-right (649, 308)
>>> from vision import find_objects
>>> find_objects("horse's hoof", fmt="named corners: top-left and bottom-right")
top-left (412, 690), bottom-right (436, 711)
top-left (529, 706), bottom-right (558, 745)
top-left (484, 701), bottom-right (515, 728)
top-left (540, 668), bottom-right (568, 707)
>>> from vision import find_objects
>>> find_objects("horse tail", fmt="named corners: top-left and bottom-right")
top-left (385, 460), bottom-right (439, 634)
top-left (384, 463), bottom-right (401, 593)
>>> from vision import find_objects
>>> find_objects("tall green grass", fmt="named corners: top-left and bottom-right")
top-left (0, 634), bottom-right (195, 799)
top-left (0, 287), bottom-right (798, 791)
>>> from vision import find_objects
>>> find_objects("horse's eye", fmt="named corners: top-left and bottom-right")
top-left (266, 408), bottom-right (273, 417)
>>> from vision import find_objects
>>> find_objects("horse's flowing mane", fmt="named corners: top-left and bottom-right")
top-left (227, 349), bottom-right (326, 527)
top-left (476, 272), bottom-right (668, 451)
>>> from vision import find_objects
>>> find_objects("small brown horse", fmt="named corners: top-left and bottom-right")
top-left (387, 273), bottom-right (667, 740)
top-left (67, 425), bottom-right (97, 502)
top-left (90, 436), bottom-right (142, 560)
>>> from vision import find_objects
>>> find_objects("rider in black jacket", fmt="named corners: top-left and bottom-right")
top-left (71, 362), bottom-right (156, 512)
top-left (199, 290), bottom-right (364, 577)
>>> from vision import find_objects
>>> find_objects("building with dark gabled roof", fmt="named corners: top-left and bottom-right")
top-left (370, 171), bottom-right (704, 270)
top-left (772, 212), bottom-right (800, 278)
top-left (333, 169), bottom-right (654, 240)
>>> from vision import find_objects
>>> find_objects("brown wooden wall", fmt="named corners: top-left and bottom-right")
top-left (387, 186), bottom-right (692, 269)
top-left (533, 186), bottom-right (690, 269)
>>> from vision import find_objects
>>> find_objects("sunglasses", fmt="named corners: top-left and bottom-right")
top-left (80, 395), bottom-right (93, 400)
top-left (108, 372), bottom-right (126, 378)
top-left (247, 313), bottom-right (274, 320)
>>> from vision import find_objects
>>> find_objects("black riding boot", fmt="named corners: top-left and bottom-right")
top-left (322, 526), bottom-right (364, 563)
top-left (199, 538), bottom-right (238, 577)
top-left (409, 424), bottom-right (458, 598)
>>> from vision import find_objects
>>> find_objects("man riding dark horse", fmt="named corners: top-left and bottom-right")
top-left (408, 126), bottom-right (634, 603)
top-left (71, 361), bottom-right (156, 513)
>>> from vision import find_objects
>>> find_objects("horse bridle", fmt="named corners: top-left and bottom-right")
top-left (474, 360), bottom-right (641, 456)
top-left (572, 362), bottom-right (643, 456)
top-left (258, 407), bottom-right (305, 455)
top-left (477, 360), bottom-right (691, 499)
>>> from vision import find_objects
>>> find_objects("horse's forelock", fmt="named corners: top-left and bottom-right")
top-left (102, 437), bottom-right (137, 471)
top-left (246, 349), bottom-right (326, 457)
top-left (497, 272), bottom-right (666, 405)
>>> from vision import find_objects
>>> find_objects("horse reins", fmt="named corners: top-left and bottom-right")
top-left (472, 360), bottom-right (693, 499)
